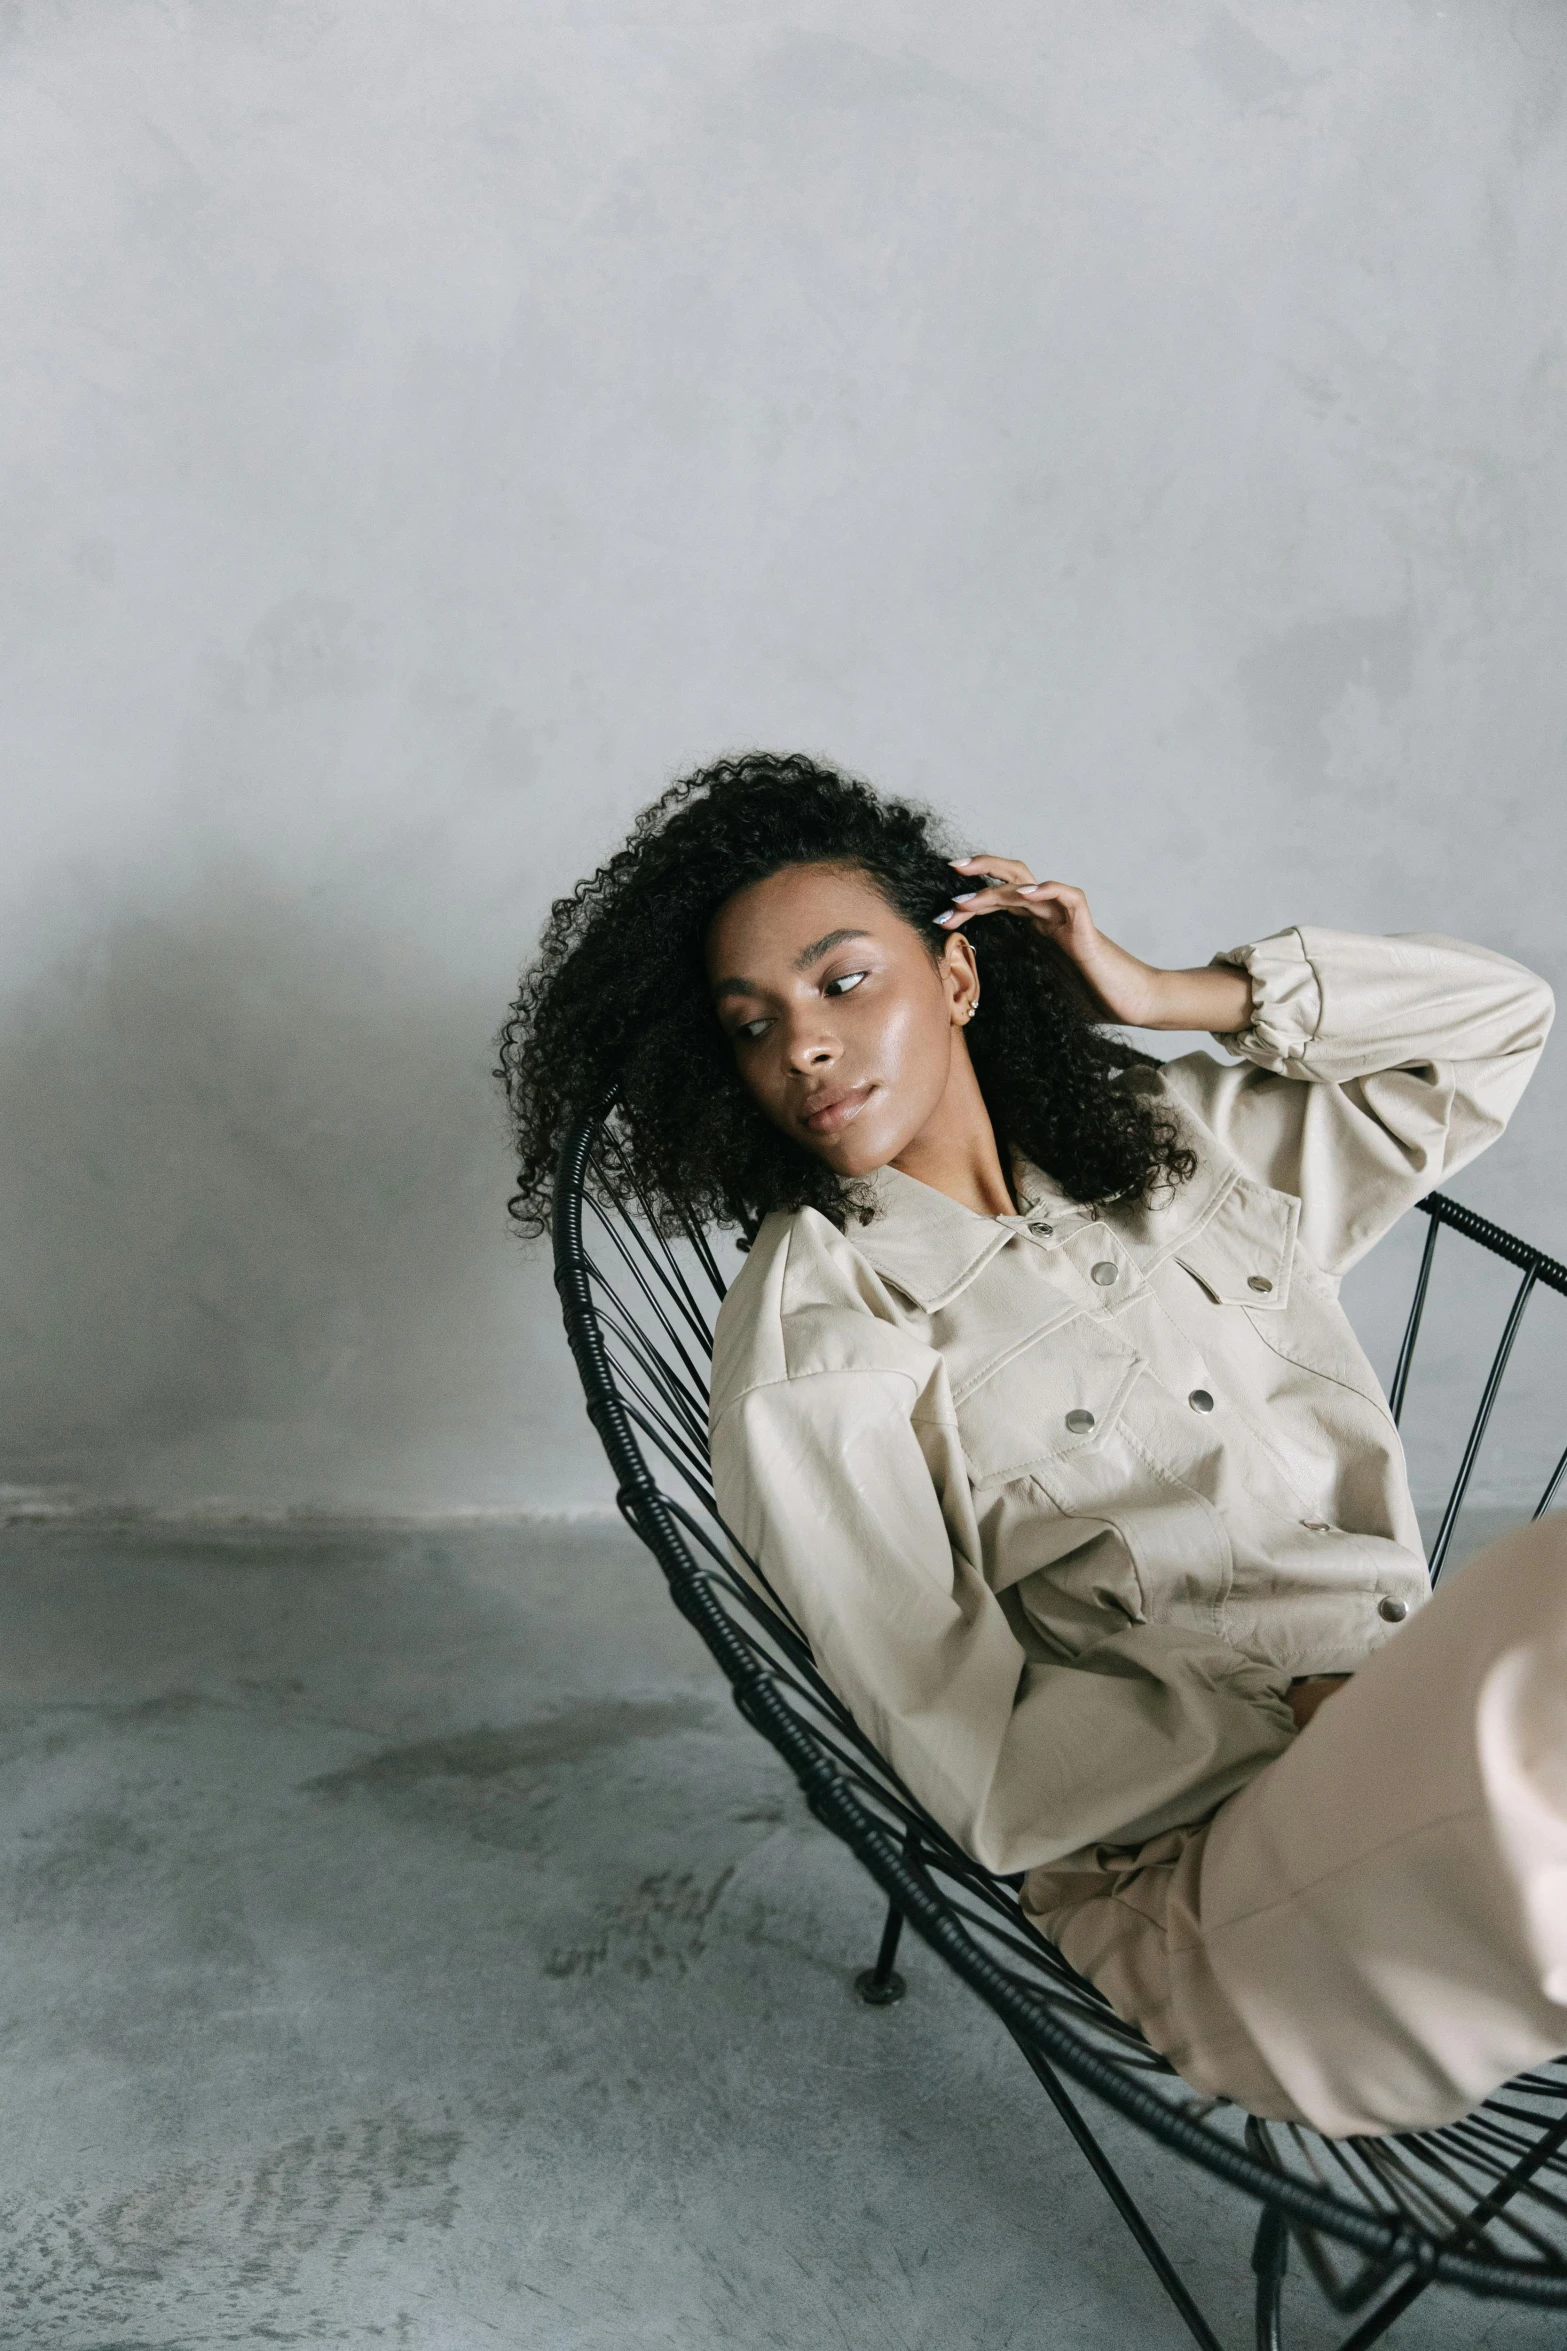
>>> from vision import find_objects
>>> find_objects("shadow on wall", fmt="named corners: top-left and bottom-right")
top-left (0, 871), bottom-right (592, 1512)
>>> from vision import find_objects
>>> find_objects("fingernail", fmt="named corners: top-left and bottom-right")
top-left (952, 891), bottom-right (978, 902)
top-left (934, 910), bottom-right (957, 925)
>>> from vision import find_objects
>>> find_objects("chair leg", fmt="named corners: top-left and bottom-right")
top-left (855, 1898), bottom-right (907, 2005)
top-left (1252, 2207), bottom-right (1288, 2351)
top-left (1011, 2033), bottom-right (1227, 2351)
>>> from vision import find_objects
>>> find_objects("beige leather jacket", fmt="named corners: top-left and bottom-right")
top-left (710, 928), bottom-right (1554, 1875)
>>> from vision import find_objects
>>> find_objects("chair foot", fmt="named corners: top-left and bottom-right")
top-left (856, 1897), bottom-right (907, 2005)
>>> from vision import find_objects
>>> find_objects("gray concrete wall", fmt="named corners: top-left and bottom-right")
top-left (2, 0), bottom-right (1564, 1515)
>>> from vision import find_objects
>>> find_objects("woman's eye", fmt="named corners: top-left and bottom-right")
top-left (824, 970), bottom-right (868, 998)
top-left (735, 1017), bottom-right (770, 1042)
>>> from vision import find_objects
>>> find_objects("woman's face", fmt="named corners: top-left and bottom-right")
top-left (706, 862), bottom-right (980, 1178)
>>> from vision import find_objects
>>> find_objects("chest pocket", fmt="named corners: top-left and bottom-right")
top-left (953, 1310), bottom-right (1145, 1488)
top-left (1170, 1172), bottom-right (1392, 1418)
top-left (1173, 1176), bottom-right (1298, 1310)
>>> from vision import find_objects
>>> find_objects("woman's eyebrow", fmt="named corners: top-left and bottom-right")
top-left (792, 926), bottom-right (871, 971)
top-left (712, 928), bottom-right (873, 1002)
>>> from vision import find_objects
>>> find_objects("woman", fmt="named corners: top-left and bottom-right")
top-left (502, 751), bottom-right (1561, 2139)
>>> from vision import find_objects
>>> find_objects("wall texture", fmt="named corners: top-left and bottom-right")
top-left (2, 0), bottom-right (1564, 1515)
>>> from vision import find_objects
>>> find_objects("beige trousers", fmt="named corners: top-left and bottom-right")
top-left (1021, 1515), bottom-right (1567, 2139)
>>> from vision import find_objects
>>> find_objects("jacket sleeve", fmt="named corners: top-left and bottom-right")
top-left (1160, 928), bottom-right (1554, 1276)
top-left (711, 1344), bottom-right (1297, 1875)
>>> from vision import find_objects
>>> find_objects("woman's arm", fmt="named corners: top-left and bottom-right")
top-left (1176, 925), bottom-right (1554, 1272)
top-left (940, 860), bottom-right (1555, 1277)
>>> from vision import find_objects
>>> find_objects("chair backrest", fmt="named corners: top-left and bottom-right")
top-left (553, 1102), bottom-right (1567, 2293)
top-left (1388, 1194), bottom-right (1567, 1580)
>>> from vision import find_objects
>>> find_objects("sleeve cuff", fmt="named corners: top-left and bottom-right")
top-left (1209, 928), bottom-right (1323, 1072)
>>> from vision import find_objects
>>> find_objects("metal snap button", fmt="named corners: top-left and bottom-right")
top-left (1064, 1409), bottom-right (1096, 1434)
top-left (1091, 1261), bottom-right (1119, 1286)
top-left (1188, 1389), bottom-right (1214, 1413)
top-left (1247, 1275), bottom-right (1273, 1294)
top-left (1029, 1221), bottom-right (1054, 1238)
top-left (1377, 1596), bottom-right (1408, 1623)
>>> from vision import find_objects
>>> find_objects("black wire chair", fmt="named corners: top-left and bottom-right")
top-left (552, 1098), bottom-right (1567, 2351)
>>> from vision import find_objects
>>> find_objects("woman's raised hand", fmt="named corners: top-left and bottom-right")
top-left (937, 857), bottom-right (1166, 1026)
top-left (936, 856), bottom-right (1254, 1036)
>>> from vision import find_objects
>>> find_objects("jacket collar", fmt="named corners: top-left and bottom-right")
top-left (844, 1160), bottom-right (1091, 1313)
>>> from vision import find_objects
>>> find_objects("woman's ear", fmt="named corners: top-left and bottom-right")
top-left (942, 932), bottom-right (981, 1026)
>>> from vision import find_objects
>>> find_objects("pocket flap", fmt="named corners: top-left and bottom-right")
top-left (1174, 1178), bottom-right (1299, 1310)
top-left (959, 1320), bottom-right (1144, 1483)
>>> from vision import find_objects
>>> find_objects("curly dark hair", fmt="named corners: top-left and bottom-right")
top-left (498, 753), bottom-right (1196, 1237)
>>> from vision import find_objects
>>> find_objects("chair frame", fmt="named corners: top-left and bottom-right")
top-left (553, 1100), bottom-right (1567, 2351)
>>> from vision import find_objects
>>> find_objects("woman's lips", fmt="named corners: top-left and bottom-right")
top-left (801, 1083), bottom-right (874, 1137)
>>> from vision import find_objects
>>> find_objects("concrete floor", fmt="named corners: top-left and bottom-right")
top-left (0, 1512), bottom-right (1554, 2350)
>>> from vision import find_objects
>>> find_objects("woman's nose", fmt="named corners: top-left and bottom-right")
top-left (782, 1022), bottom-right (838, 1073)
